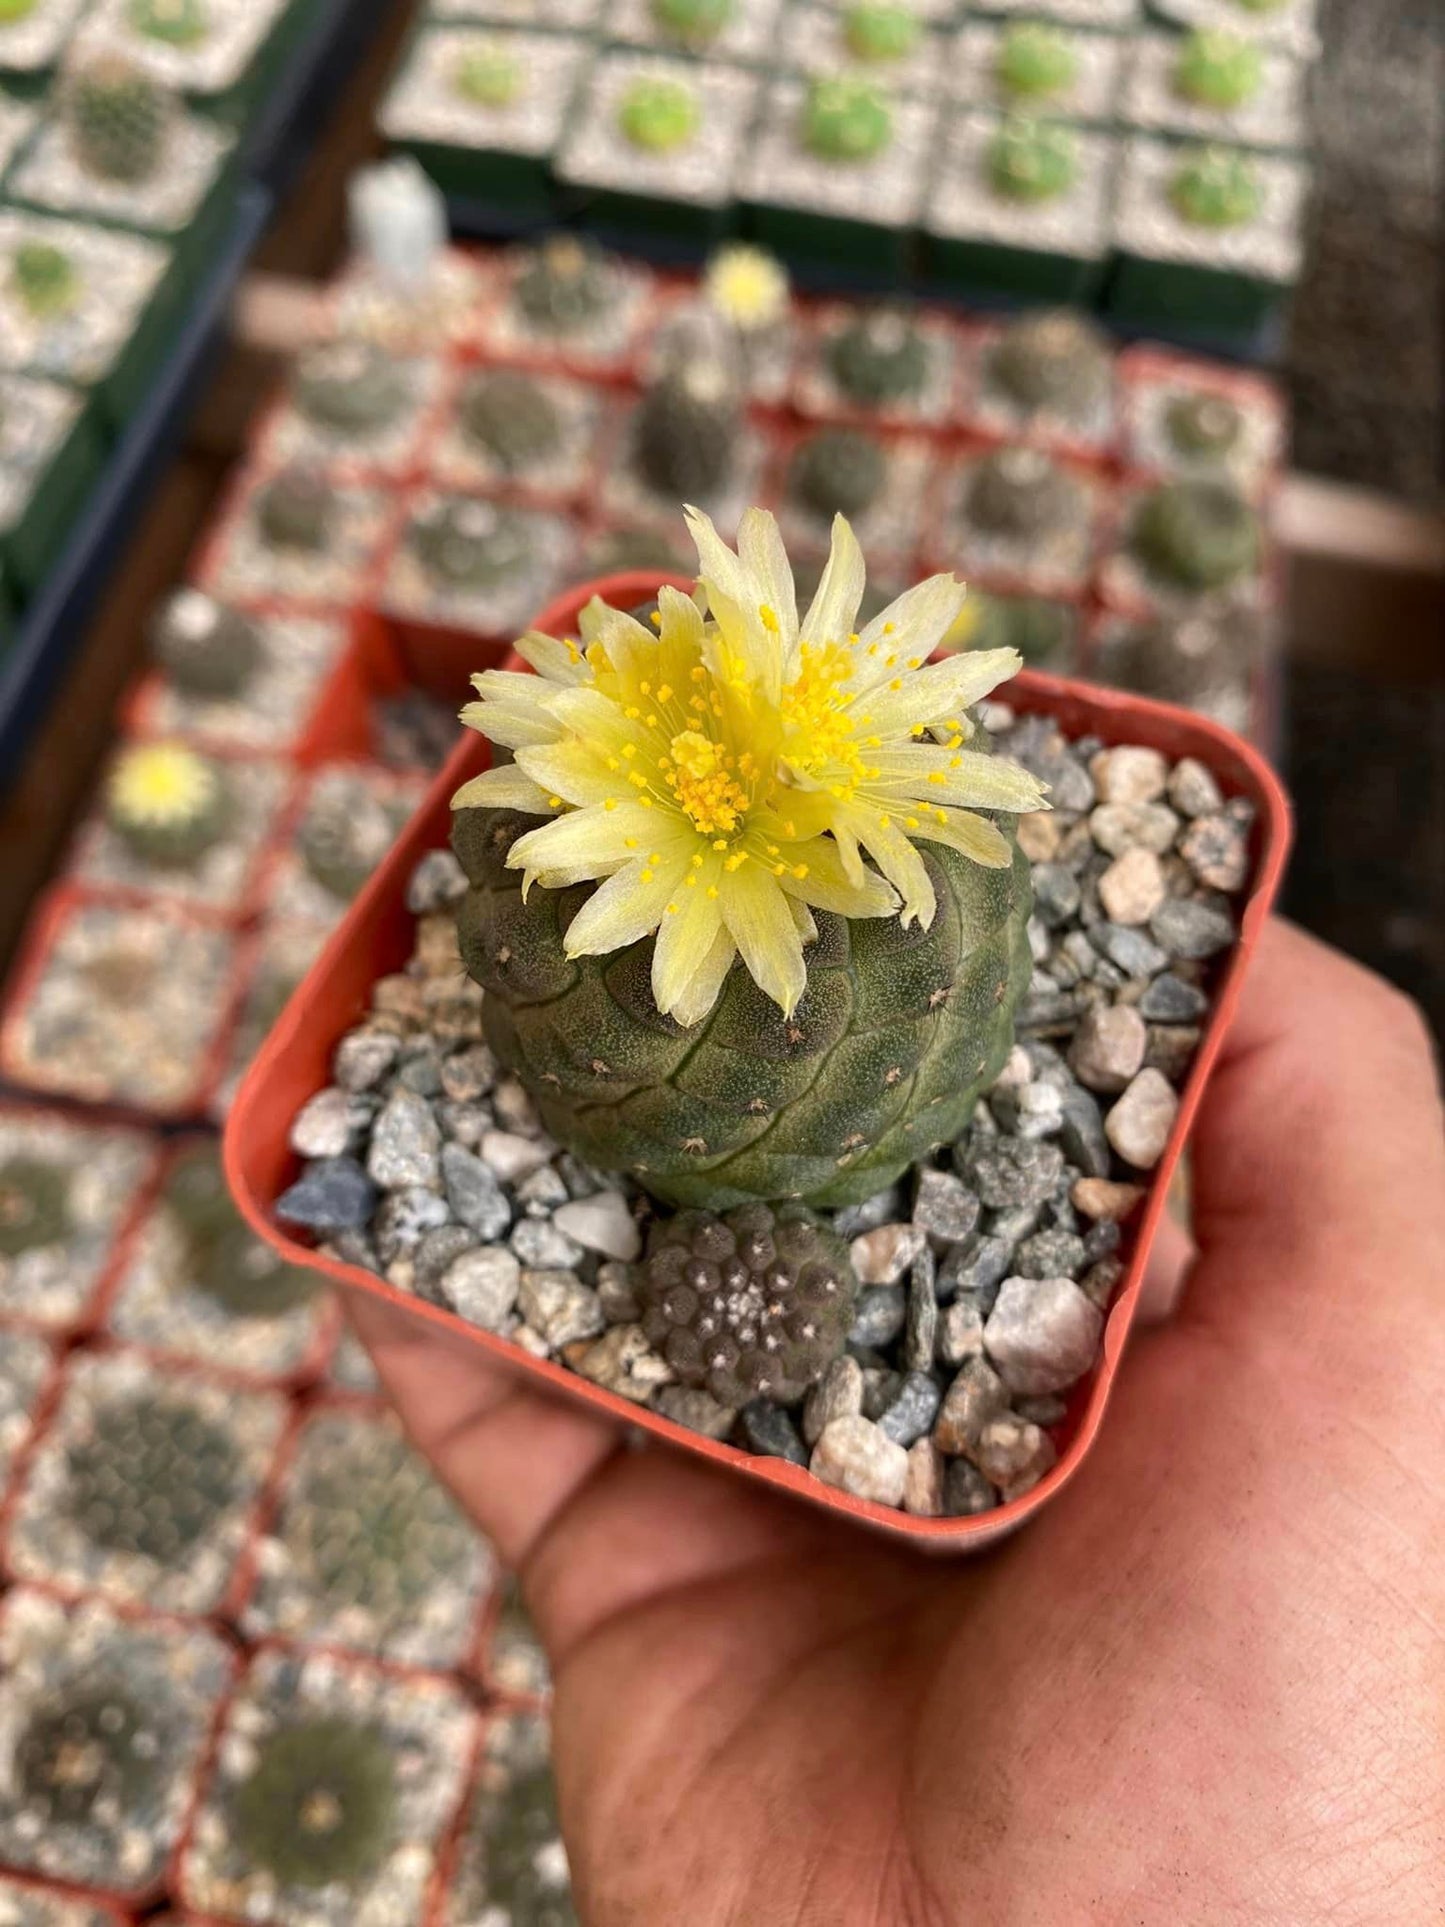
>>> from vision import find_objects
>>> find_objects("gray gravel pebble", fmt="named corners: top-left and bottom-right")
top-left (810, 1414), bottom-right (909, 1506)
top-left (1139, 972), bottom-right (1209, 1022)
top-left (960, 1137), bottom-right (1064, 1210)
top-left (969, 1413), bottom-right (1057, 1498)
top-left (440, 1245), bottom-right (520, 1330)
top-left (984, 1276), bottom-right (1104, 1396)
top-left (368, 1087), bottom-right (442, 1189)
top-left (903, 1249), bottom-right (939, 1371)
top-left (936, 1234), bottom-right (1013, 1307)
top-left (803, 1355), bottom-right (864, 1447)
top-left (936, 1294), bottom-right (986, 1367)
top-left (1167, 756), bottom-right (1224, 817)
top-left (877, 1371), bottom-right (943, 1448)
top-left (518, 1268), bottom-right (605, 1348)
top-left (943, 1457), bottom-right (998, 1516)
top-left (912, 1168), bottom-right (981, 1245)
top-left (850, 1221), bottom-right (926, 1285)
top-left (441, 1142), bottom-right (512, 1239)
top-left (1150, 896), bottom-right (1235, 960)
top-left (849, 1285), bottom-right (907, 1349)
top-left (1068, 1004), bottom-right (1147, 1093)
top-left (553, 1191), bottom-right (640, 1261)
top-left (739, 1399), bottom-right (808, 1466)
top-left (657, 1385), bottom-right (737, 1440)
top-left (276, 1156), bottom-right (376, 1233)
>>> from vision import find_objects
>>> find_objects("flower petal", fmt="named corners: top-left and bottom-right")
top-left (853, 572), bottom-right (970, 679)
top-left (451, 765), bottom-right (558, 814)
top-left (720, 860), bottom-right (807, 1015)
top-left (737, 506), bottom-right (798, 649)
top-left (838, 804), bottom-right (937, 929)
top-left (779, 837), bottom-right (899, 919)
top-left (862, 746), bottom-right (1048, 812)
top-left (913, 808), bottom-right (1013, 869)
top-left (668, 926), bottom-right (738, 1028)
top-left (512, 630), bottom-right (590, 685)
top-left (651, 866), bottom-right (728, 1020)
top-left (848, 648), bottom-right (1024, 739)
top-left (686, 506), bottom-right (784, 703)
top-left (563, 851), bottom-right (693, 957)
top-left (800, 515), bottom-right (866, 652)
top-left (508, 803), bottom-right (659, 883)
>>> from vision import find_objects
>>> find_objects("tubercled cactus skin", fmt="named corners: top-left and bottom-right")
top-left (790, 426), bottom-right (887, 521)
top-left (64, 55), bottom-right (173, 184)
top-left (62, 1393), bottom-right (244, 1563)
top-left (459, 368), bottom-right (564, 472)
top-left (827, 307), bottom-right (929, 407)
top-left (230, 1717), bottom-right (397, 1889)
top-left (803, 76), bottom-right (893, 164)
top-left (1132, 478), bottom-right (1261, 591)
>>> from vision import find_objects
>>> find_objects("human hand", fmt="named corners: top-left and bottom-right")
top-left (349, 919), bottom-right (1445, 1927)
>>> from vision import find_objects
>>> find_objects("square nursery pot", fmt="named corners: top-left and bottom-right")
top-left (1117, 343), bottom-right (1286, 499)
top-left (226, 569), bottom-right (1291, 1548)
top-left (555, 51), bottom-right (758, 251)
top-left (0, 1871), bottom-right (132, 1923)
top-left (950, 17), bottom-right (1126, 125)
top-left (0, 373), bottom-right (104, 600)
top-left (0, 0), bottom-right (86, 77)
top-left (67, 0), bottom-right (298, 125)
top-left (250, 349), bottom-right (449, 487)
top-left (1144, 0), bottom-right (1321, 61)
top-left (378, 24), bottom-right (591, 223)
top-left (1119, 28), bottom-right (1309, 155)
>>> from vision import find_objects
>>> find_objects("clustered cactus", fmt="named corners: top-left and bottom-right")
top-left (103, 741), bottom-right (230, 869)
top-left (0, 1155), bottom-right (72, 1259)
top-left (1133, 477), bottom-right (1261, 591)
top-left (639, 1205), bottom-right (860, 1406)
top-left (293, 339), bottom-right (411, 437)
top-left (230, 1717), bottom-right (397, 1889)
top-left (64, 55), bottom-right (173, 184)
top-left (459, 367), bottom-right (564, 473)
top-left (63, 1392), bottom-right (243, 1563)
top-left (826, 308), bottom-right (929, 408)
top-left (149, 589), bottom-right (266, 699)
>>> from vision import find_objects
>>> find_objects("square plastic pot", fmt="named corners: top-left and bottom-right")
top-left (226, 570), bottom-right (1292, 1550)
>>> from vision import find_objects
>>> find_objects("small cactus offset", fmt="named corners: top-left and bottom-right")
top-left (1173, 29), bottom-right (1263, 111)
top-left (634, 360), bottom-right (741, 501)
top-left (0, 1157), bottom-right (72, 1259)
top-left (64, 55), bottom-right (174, 184)
top-left (639, 1204), bottom-right (859, 1406)
top-left (1165, 390), bottom-right (1245, 459)
top-left (790, 425), bottom-right (887, 521)
top-left (965, 446), bottom-right (1081, 539)
top-left (149, 589), bottom-right (266, 699)
top-left (9, 240), bottom-right (81, 320)
top-left (619, 75), bottom-right (701, 154)
top-left (996, 21), bottom-right (1078, 102)
top-left (1169, 145), bottom-right (1261, 228)
top-left (293, 339), bottom-right (410, 437)
top-left (62, 1392), bottom-right (243, 1564)
top-left (803, 76), bottom-right (892, 164)
top-left (103, 741), bottom-right (230, 869)
top-left (827, 308), bottom-right (929, 408)
top-left (987, 115), bottom-right (1076, 202)
top-left (459, 368), bottom-right (564, 473)
top-left (230, 1717), bottom-right (397, 1889)
top-left (1132, 477), bottom-right (1261, 591)
top-left (843, 3), bottom-right (920, 64)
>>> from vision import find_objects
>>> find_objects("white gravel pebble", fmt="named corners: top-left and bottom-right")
top-left (850, 1222), bottom-right (927, 1285)
top-left (518, 1269), bottom-right (606, 1349)
top-left (809, 1415), bottom-right (909, 1508)
top-left (441, 1246), bottom-right (520, 1331)
top-left (1091, 744), bottom-right (1168, 805)
top-left (553, 1191), bottom-right (641, 1262)
top-left (1098, 847), bottom-right (1167, 926)
top-left (983, 1276), bottom-right (1104, 1397)
top-left (969, 1413), bottom-right (1058, 1499)
top-left (1068, 1004), bottom-right (1148, 1094)
top-left (1105, 1068), bottom-right (1181, 1170)
top-left (480, 1129), bottom-right (558, 1182)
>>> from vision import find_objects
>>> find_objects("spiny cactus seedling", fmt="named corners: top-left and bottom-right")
top-left (452, 39), bottom-right (525, 108)
top-left (297, 782), bottom-right (399, 903)
top-left (803, 76), bottom-right (892, 164)
top-left (288, 1424), bottom-right (476, 1618)
top-left (634, 359), bottom-right (740, 501)
top-left (231, 1717), bottom-right (397, 1889)
top-left (255, 466), bottom-right (336, 552)
top-left (513, 237), bottom-right (615, 337)
top-left (9, 240), bottom-right (81, 319)
top-left (1169, 145), bottom-right (1261, 227)
top-left (1132, 477), bottom-right (1261, 590)
top-left (0, 1156), bottom-right (72, 1259)
top-left (293, 339), bottom-right (411, 437)
top-left (1173, 29), bottom-right (1264, 110)
top-left (651, 0), bottom-right (733, 48)
top-left (618, 75), bottom-right (700, 154)
top-left (149, 588), bottom-right (265, 699)
top-left (996, 22), bottom-right (1078, 102)
top-left (478, 1761), bottom-right (575, 1926)
top-left (639, 1204), bottom-right (859, 1404)
top-left (451, 508), bottom-right (1041, 1208)
top-left (64, 55), bottom-right (173, 184)
top-left (15, 1682), bottom-right (164, 1826)
top-left (990, 309), bottom-right (1111, 419)
top-left (104, 741), bottom-right (230, 869)
top-left (459, 367), bottom-right (564, 473)
top-left (843, 3), bottom-right (920, 64)
top-left (827, 307), bottom-right (929, 408)
top-left (128, 0), bottom-right (209, 47)
top-left (966, 446), bottom-right (1082, 540)
top-left (986, 115), bottom-right (1076, 202)
top-left (790, 425), bottom-right (887, 521)
top-left (1165, 389), bottom-right (1246, 459)
top-left (63, 1393), bottom-right (244, 1563)
top-left (410, 497), bottom-right (532, 593)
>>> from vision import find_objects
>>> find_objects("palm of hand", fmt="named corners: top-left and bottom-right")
top-left (352, 924), bottom-right (1445, 1927)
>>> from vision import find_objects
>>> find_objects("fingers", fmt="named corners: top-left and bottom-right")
top-left (345, 1294), bottom-right (623, 1573)
top-left (1178, 918), bottom-right (1445, 1346)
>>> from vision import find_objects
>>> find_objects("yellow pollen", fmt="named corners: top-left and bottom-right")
top-left (650, 612), bottom-right (662, 629)
top-left (604, 798), bottom-right (618, 812)
top-left (724, 851), bottom-right (748, 872)
top-left (548, 795), bottom-right (562, 808)
top-left (759, 604), bottom-right (779, 633)
top-left (627, 771), bottom-right (647, 787)
top-left (622, 744), bottom-right (637, 760)
top-left (625, 837), bottom-right (639, 849)
top-left (664, 728), bottom-right (748, 836)
top-left (657, 684), bottom-right (673, 703)
top-left (666, 903), bottom-right (678, 915)
top-left (641, 868), bottom-right (655, 883)
top-left (707, 885), bottom-right (719, 899)
top-left (793, 864), bottom-right (809, 879)
top-left (777, 641), bottom-right (866, 797)
top-left (927, 772), bottom-right (946, 785)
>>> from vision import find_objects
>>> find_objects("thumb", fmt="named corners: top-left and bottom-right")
top-left (1177, 918), bottom-right (1445, 1360)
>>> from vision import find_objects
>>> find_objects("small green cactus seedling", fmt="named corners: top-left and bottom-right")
top-left (410, 497), bottom-right (533, 592)
top-left (990, 309), bottom-right (1111, 419)
top-left (149, 589), bottom-right (266, 699)
top-left (634, 360), bottom-right (740, 500)
top-left (996, 22), bottom-right (1078, 102)
top-left (1132, 477), bottom-right (1261, 590)
top-left (1168, 145), bottom-right (1261, 227)
top-left (104, 741), bottom-right (230, 869)
top-left (289, 1422), bottom-right (476, 1618)
top-left (65, 55), bottom-right (173, 184)
top-left (1165, 389), bottom-right (1246, 459)
top-left (459, 367), bottom-right (564, 473)
top-left (966, 446), bottom-right (1082, 540)
top-left (64, 1393), bottom-right (244, 1563)
top-left (293, 339), bottom-right (411, 437)
top-left (1173, 30), bottom-right (1264, 110)
top-left (0, 1156), bottom-right (72, 1259)
top-left (843, 3), bottom-right (920, 64)
top-left (452, 39), bottom-right (525, 108)
top-left (639, 1205), bottom-right (860, 1406)
top-left (618, 76), bottom-right (700, 154)
top-left (255, 466), bottom-right (336, 552)
top-left (827, 307), bottom-right (929, 407)
top-left (0, 0), bottom-right (42, 21)
top-left (791, 425), bottom-right (887, 521)
top-left (9, 240), bottom-right (81, 319)
top-left (513, 237), bottom-right (614, 337)
top-left (803, 76), bottom-right (893, 164)
top-left (128, 0), bottom-right (209, 47)
top-left (231, 1718), bottom-right (397, 1889)
top-left (16, 1683), bottom-right (164, 1826)
top-left (651, 0), bottom-right (733, 48)
top-left (986, 115), bottom-right (1077, 202)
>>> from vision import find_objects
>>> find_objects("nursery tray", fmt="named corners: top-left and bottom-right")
top-left (0, 186), bottom-right (272, 794)
top-left (227, 571), bottom-right (1293, 1550)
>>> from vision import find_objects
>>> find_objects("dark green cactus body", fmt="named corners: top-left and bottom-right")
top-left (454, 806), bottom-right (1032, 1209)
top-left (459, 368), bottom-right (563, 473)
top-left (1165, 391), bottom-right (1244, 460)
top-left (514, 239), bottom-right (614, 337)
top-left (966, 447), bottom-right (1083, 540)
top-left (827, 309), bottom-right (929, 408)
top-left (65, 57), bottom-right (172, 183)
top-left (410, 498), bottom-right (533, 592)
top-left (990, 310), bottom-right (1110, 420)
top-left (1133, 478), bottom-right (1261, 590)
top-left (16, 1683), bottom-right (164, 1826)
top-left (0, 1156), bottom-right (72, 1258)
top-left (634, 363), bottom-right (739, 501)
top-left (639, 1203), bottom-right (858, 1404)
top-left (255, 468), bottom-right (336, 553)
top-left (294, 340), bottom-right (411, 437)
top-left (479, 1763), bottom-right (576, 1926)
top-left (149, 591), bottom-right (265, 699)
top-left (63, 1394), bottom-right (243, 1562)
top-left (231, 1718), bottom-right (396, 1889)
top-left (791, 426), bottom-right (887, 521)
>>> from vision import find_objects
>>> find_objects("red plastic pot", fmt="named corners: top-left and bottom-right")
top-left (227, 570), bottom-right (1292, 1548)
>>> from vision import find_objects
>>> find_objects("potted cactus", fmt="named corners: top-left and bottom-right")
top-left (1147, 0), bottom-right (1321, 60)
top-left (229, 507), bottom-right (1288, 1539)
top-left (486, 234), bottom-right (651, 374)
top-left (202, 461), bottom-right (392, 609)
top-left (379, 24), bottom-right (589, 221)
top-left (972, 307), bottom-right (1117, 455)
top-left (780, 1), bottom-right (943, 98)
top-left (259, 336), bottom-right (441, 481)
top-left (611, 0), bottom-right (783, 62)
top-left (795, 300), bottom-right (956, 429)
top-left (954, 15), bottom-right (1123, 123)
top-left (1121, 27), bottom-right (1306, 151)
top-left (1118, 344), bottom-right (1285, 495)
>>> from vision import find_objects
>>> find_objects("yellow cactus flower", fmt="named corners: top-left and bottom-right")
top-left (453, 507), bottom-right (1046, 1025)
top-left (107, 741), bottom-right (220, 825)
top-left (703, 244), bottom-right (790, 335)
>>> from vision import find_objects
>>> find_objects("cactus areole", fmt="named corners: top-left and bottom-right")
top-left (451, 508), bottom-right (1043, 1208)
